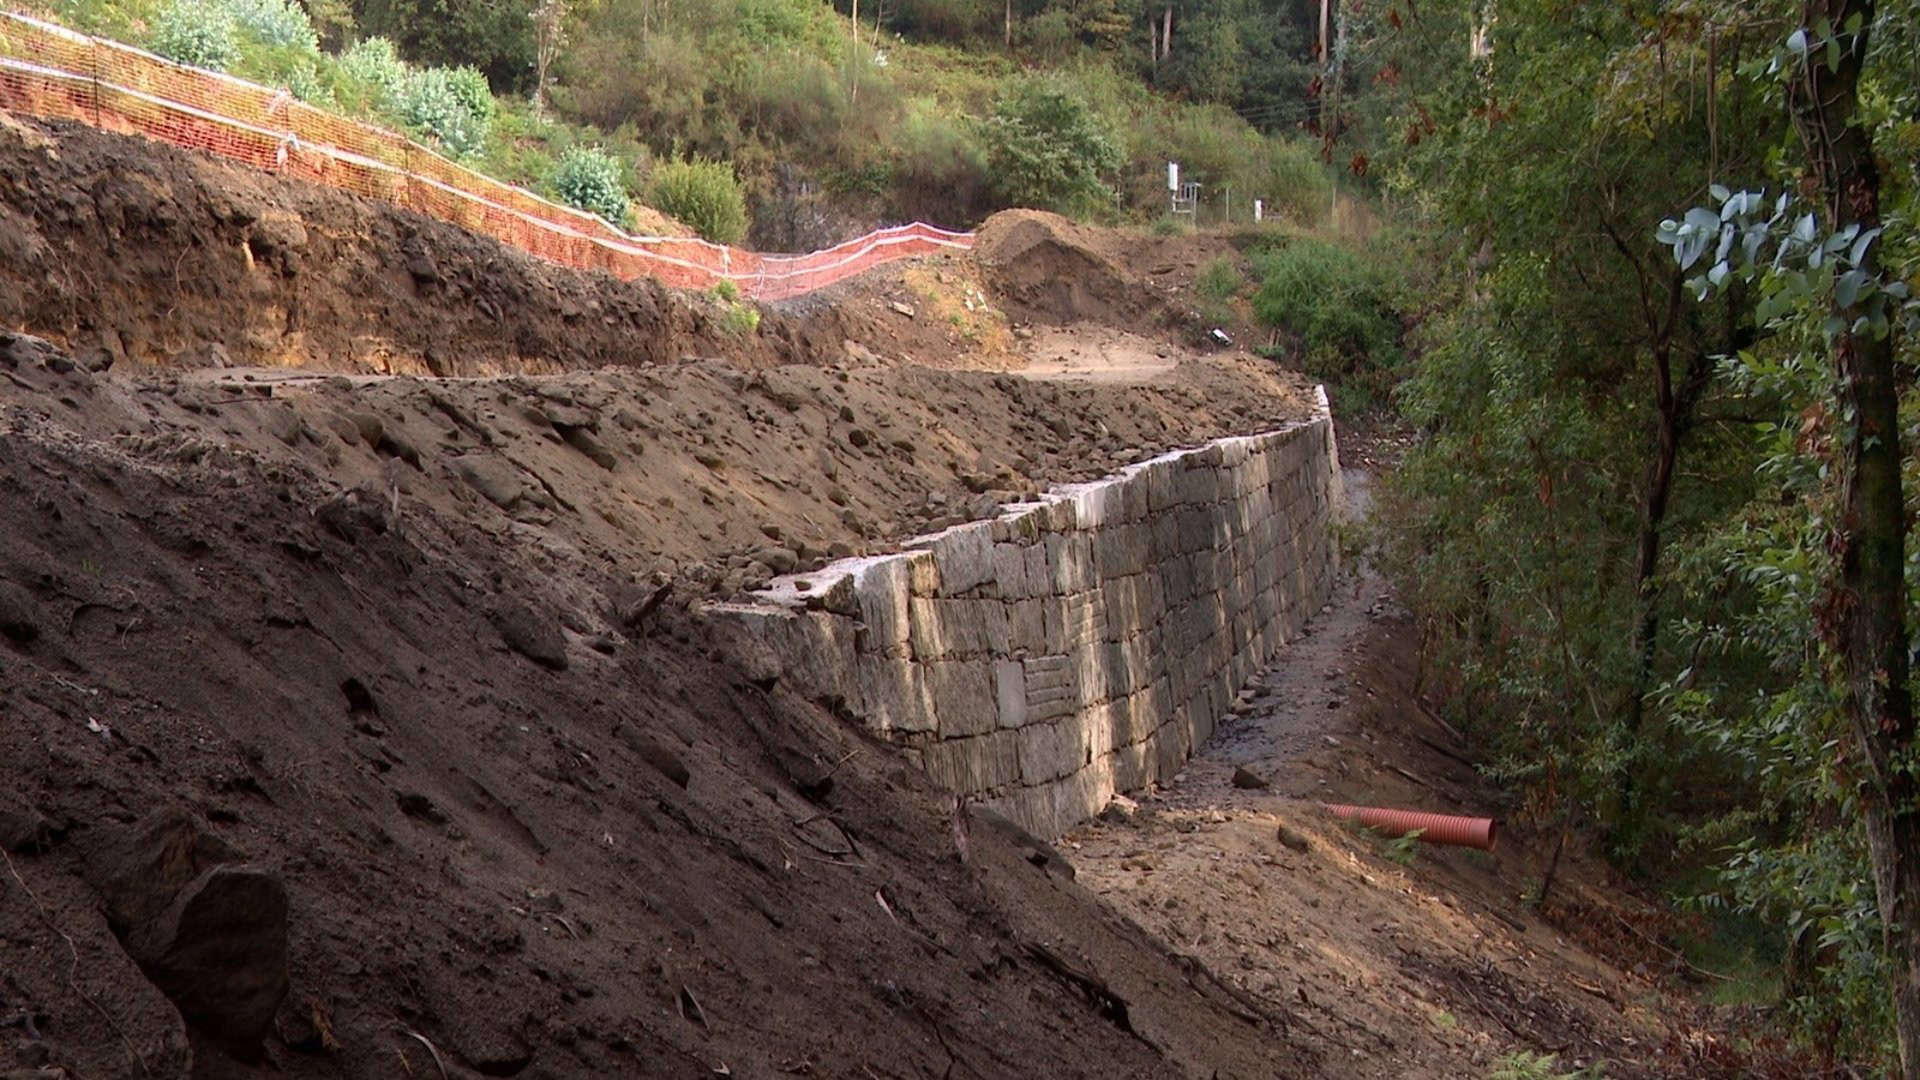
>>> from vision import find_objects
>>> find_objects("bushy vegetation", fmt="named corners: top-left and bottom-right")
top-left (225, 0), bottom-right (313, 50)
top-left (147, 0), bottom-right (239, 69)
top-left (57, 0), bottom-right (1339, 243)
top-left (976, 75), bottom-right (1122, 217)
top-left (549, 145), bottom-right (629, 226)
top-left (1352, 0), bottom-right (1920, 1068)
top-left (1250, 237), bottom-right (1405, 414)
top-left (395, 64), bottom-right (491, 157)
top-left (648, 157), bottom-right (749, 244)
top-left (338, 35), bottom-right (405, 93)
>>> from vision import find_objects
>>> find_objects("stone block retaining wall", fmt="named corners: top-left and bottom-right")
top-left (704, 393), bottom-right (1341, 838)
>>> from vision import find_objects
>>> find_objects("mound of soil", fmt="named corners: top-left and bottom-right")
top-left (973, 210), bottom-right (1168, 329)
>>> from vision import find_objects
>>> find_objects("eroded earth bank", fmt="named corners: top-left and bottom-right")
top-left (2, 113), bottom-right (1722, 1080)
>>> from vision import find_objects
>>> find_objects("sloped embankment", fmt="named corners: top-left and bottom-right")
top-left (0, 332), bottom-right (1321, 1077)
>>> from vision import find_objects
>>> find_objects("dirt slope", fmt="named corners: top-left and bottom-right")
top-left (0, 101), bottom-right (1736, 1080)
top-left (0, 335), bottom-right (1322, 1078)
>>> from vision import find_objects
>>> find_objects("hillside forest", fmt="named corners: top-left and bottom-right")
top-left (15, 0), bottom-right (1920, 1070)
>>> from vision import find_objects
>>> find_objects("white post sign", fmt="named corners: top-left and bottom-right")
top-left (1167, 161), bottom-right (1179, 192)
top-left (1253, 199), bottom-right (1263, 222)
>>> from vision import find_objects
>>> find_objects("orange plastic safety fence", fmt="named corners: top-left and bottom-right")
top-left (0, 10), bottom-right (974, 298)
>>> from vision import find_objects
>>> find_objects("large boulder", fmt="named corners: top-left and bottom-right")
top-left (87, 810), bottom-right (289, 1060)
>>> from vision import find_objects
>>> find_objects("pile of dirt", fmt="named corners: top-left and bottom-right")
top-left (972, 210), bottom-right (1163, 329)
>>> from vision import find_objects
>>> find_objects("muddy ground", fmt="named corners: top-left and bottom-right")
top-left (0, 114), bottom-right (1758, 1080)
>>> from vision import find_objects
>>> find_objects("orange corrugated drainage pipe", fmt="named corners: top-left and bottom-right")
top-left (1322, 804), bottom-right (1498, 851)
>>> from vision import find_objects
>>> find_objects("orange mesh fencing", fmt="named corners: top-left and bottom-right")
top-left (0, 10), bottom-right (973, 299)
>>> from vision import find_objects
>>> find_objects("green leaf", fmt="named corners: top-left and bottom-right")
top-left (1848, 227), bottom-right (1880, 267)
top-left (1835, 269), bottom-right (1869, 309)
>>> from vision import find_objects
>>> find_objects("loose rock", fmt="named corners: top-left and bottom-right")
top-left (618, 727), bottom-right (691, 788)
top-left (489, 600), bottom-right (568, 670)
top-left (0, 581), bottom-right (41, 645)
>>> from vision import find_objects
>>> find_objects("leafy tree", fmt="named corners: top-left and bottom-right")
top-left (1651, 0), bottom-right (1920, 1067)
top-left (976, 75), bottom-right (1122, 215)
top-left (350, 0), bottom-right (534, 90)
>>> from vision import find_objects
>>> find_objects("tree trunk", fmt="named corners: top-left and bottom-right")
top-left (1161, 5), bottom-right (1172, 60)
top-left (1791, 2), bottom-right (1918, 1073)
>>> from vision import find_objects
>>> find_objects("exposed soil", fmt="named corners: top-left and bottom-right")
top-left (0, 106), bottom-right (1734, 1080)
top-left (1067, 473), bottom-right (1713, 1079)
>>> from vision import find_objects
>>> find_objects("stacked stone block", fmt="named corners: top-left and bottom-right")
top-left (703, 406), bottom-right (1341, 839)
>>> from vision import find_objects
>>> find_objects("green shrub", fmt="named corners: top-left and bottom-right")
top-left (648, 157), bottom-right (749, 245)
top-left (1196, 255), bottom-right (1243, 303)
top-left (550, 146), bottom-right (629, 225)
top-left (977, 75), bottom-right (1123, 218)
top-left (442, 65), bottom-right (495, 124)
top-left (398, 66), bottom-right (491, 158)
top-left (1252, 238), bottom-right (1402, 366)
top-left (227, 0), bottom-right (317, 51)
top-left (735, 0), bottom-right (814, 47)
top-left (340, 36), bottom-right (408, 94)
top-left (721, 301), bottom-right (761, 335)
top-left (149, 0), bottom-right (240, 70)
top-left (285, 59), bottom-right (334, 103)
top-left (1258, 138), bottom-right (1330, 224)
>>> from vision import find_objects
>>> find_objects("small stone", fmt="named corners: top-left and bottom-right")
top-left (847, 428), bottom-right (871, 449)
top-left (759, 522), bottom-right (784, 541)
top-left (395, 792), bottom-right (447, 824)
top-left (0, 581), bottom-right (41, 645)
top-left (618, 727), bottom-right (690, 788)
top-left (139, 865), bottom-right (289, 1058)
top-left (1231, 766), bottom-right (1269, 790)
top-left (489, 601), bottom-right (568, 670)
top-left (348, 413), bottom-right (384, 447)
top-left (890, 301), bottom-right (916, 319)
top-left (562, 427), bottom-right (617, 469)
top-left (87, 811), bottom-right (287, 1058)
top-left (0, 806), bottom-right (57, 853)
top-left (455, 456), bottom-right (526, 512)
top-left (752, 547), bottom-right (799, 575)
top-left (321, 413), bottom-right (361, 445)
top-left (1098, 794), bottom-right (1139, 824)
top-left (375, 428), bottom-right (422, 469)
top-left (1276, 825), bottom-right (1312, 853)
